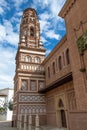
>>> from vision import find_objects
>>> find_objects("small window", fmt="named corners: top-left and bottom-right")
top-left (59, 56), bottom-right (62, 70)
top-left (21, 80), bottom-right (28, 91)
top-left (35, 57), bottom-right (40, 63)
top-left (26, 56), bottom-right (31, 62)
top-left (66, 49), bottom-right (70, 65)
top-left (48, 67), bottom-right (50, 78)
top-left (30, 27), bottom-right (34, 36)
top-left (53, 62), bottom-right (55, 74)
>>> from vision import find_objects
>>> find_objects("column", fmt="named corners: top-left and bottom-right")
top-left (24, 114), bottom-right (27, 130)
top-left (17, 114), bottom-right (20, 128)
top-left (19, 114), bottom-right (22, 130)
top-left (35, 114), bottom-right (39, 130)
top-left (28, 115), bottom-right (32, 130)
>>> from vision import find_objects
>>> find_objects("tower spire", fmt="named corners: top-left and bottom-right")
top-left (19, 8), bottom-right (43, 49)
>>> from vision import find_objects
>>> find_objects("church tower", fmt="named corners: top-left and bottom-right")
top-left (13, 8), bottom-right (46, 126)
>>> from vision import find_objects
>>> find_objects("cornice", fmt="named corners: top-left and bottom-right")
top-left (59, 0), bottom-right (76, 18)
top-left (18, 45), bottom-right (46, 52)
top-left (38, 72), bottom-right (72, 93)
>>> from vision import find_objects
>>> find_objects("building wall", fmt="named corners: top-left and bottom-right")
top-left (69, 111), bottom-right (87, 130)
top-left (44, 36), bottom-right (71, 87)
top-left (0, 88), bottom-right (14, 121)
top-left (61, 1), bottom-right (87, 129)
top-left (43, 0), bottom-right (87, 129)
top-left (60, 0), bottom-right (87, 110)
top-left (46, 81), bottom-right (75, 129)
top-left (42, 0), bottom-right (87, 129)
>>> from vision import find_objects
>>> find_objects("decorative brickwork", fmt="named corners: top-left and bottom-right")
top-left (19, 94), bottom-right (46, 102)
top-left (67, 90), bottom-right (76, 110)
top-left (19, 105), bottom-right (46, 114)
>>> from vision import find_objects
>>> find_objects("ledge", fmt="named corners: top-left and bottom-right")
top-left (38, 72), bottom-right (72, 93)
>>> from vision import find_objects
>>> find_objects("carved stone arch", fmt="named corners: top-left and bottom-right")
top-left (56, 97), bottom-right (67, 128)
top-left (58, 99), bottom-right (64, 108)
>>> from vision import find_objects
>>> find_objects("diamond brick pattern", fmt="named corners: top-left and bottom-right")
top-left (19, 105), bottom-right (46, 114)
top-left (19, 94), bottom-right (46, 102)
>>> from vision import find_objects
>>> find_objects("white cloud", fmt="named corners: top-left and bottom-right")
top-left (32, 0), bottom-right (66, 16)
top-left (0, 25), bottom-right (6, 41)
top-left (0, 75), bottom-right (12, 83)
top-left (0, 7), bottom-right (4, 15)
top-left (16, 11), bottom-right (23, 17)
top-left (0, 0), bottom-right (10, 14)
top-left (0, 46), bottom-right (16, 88)
top-left (11, 16), bottom-right (20, 23)
top-left (39, 12), bottom-right (50, 21)
top-left (0, 75), bottom-right (13, 89)
top-left (41, 36), bottom-right (48, 43)
top-left (35, 1), bottom-right (66, 43)
top-left (0, 20), bottom-right (19, 46)
top-left (46, 49), bottom-right (51, 56)
top-left (45, 30), bottom-right (61, 40)
top-left (49, 0), bottom-right (66, 17)
top-left (12, 0), bottom-right (28, 9)
top-left (6, 33), bottom-right (19, 45)
top-left (10, 11), bottom-right (22, 32)
top-left (0, 0), bottom-right (8, 7)
top-left (39, 20), bottom-right (50, 33)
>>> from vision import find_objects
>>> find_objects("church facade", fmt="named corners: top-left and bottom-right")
top-left (13, 0), bottom-right (87, 130)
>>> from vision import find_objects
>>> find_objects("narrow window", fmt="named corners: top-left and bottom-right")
top-left (66, 49), bottom-right (70, 65)
top-left (63, 52), bottom-right (65, 66)
top-left (48, 67), bottom-right (50, 78)
top-left (53, 62), bottom-right (55, 74)
top-left (30, 27), bottom-right (34, 36)
top-left (59, 56), bottom-right (62, 70)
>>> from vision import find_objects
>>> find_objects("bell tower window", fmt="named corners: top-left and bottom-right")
top-left (26, 55), bottom-right (31, 62)
top-left (35, 57), bottom-right (40, 63)
top-left (30, 27), bottom-right (34, 36)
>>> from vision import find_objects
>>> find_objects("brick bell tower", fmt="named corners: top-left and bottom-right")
top-left (13, 8), bottom-right (46, 126)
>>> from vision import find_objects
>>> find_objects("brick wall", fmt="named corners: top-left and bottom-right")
top-left (46, 81), bottom-right (74, 128)
top-left (69, 111), bottom-right (87, 130)
top-left (60, 0), bottom-right (87, 110)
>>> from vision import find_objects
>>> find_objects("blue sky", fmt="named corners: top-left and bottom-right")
top-left (0, 0), bottom-right (66, 89)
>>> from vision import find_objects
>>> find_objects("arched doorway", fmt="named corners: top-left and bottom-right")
top-left (57, 99), bottom-right (67, 128)
top-left (61, 110), bottom-right (67, 127)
